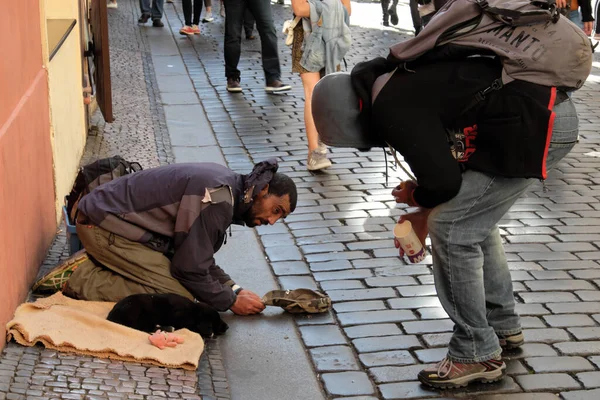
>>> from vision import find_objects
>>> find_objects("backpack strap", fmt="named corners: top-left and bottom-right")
top-left (476, 0), bottom-right (560, 26)
top-left (458, 78), bottom-right (503, 115)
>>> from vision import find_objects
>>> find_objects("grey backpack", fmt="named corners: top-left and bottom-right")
top-left (389, 0), bottom-right (593, 91)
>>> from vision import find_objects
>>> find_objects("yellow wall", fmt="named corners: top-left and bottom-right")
top-left (43, 0), bottom-right (87, 221)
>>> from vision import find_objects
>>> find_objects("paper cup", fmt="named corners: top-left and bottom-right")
top-left (393, 220), bottom-right (426, 263)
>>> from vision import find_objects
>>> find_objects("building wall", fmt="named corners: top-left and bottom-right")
top-left (45, 0), bottom-right (87, 220)
top-left (0, 0), bottom-right (57, 348)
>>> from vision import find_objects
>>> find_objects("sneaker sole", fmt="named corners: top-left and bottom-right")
top-left (202, 19), bottom-right (214, 22)
top-left (227, 87), bottom-right (243, 93)
top-left (265, 86), bottom-right (291, 93)
top-left (307, 160), bottom-right (332, 171)
top-left (180, 32), bottom-right (194, 36)
top-left (419, 366), bottom-right (506, 389)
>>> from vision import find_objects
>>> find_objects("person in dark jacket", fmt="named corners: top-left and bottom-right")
top-left (371, 57), bottom-right (578, 388)
top-left (312, 56), bottom-right (579, 389)
top-left (39, 160), bottom-right (297, 316)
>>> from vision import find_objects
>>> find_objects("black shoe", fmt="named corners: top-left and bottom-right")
top-left (138, 13), bottom-right (151, 23)
top-left (226, 78), bottom-right (242, 93)
top-left (265, 80), bottom-right (291, 93)
top-left (152, 19), bottom-right (164, 27)
top-left (383, 19), bottom-right (389, 27)
top-left (389, 8), bottom-right (398, 26)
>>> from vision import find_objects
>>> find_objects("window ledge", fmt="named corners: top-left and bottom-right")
top-left (47, 19), bottom-right (77, 61)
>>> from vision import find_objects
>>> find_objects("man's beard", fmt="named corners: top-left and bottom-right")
top-left (242, 207), bottom-right (258, 227)
top-left (241, 206), bottom-right (268, 227)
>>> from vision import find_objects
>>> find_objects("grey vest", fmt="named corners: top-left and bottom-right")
top-left (389, 0), bottom-right (593, 91)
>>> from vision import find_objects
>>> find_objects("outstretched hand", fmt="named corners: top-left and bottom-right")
top-left (392, 180), bottom-right (418, 207)
top-left (230, 289), bottom-right (266, 315)
top-left (394, 209), bottom-right (432, 258)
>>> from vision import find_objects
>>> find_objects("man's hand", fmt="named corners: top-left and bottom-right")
top-left (392, 180), bottom-right (418, 207)
top-left (584, 21), bottom-right (593, 36)
top-left (230, 289), bottom-right (266, 315)
top-left (394, 208), bottom-right (432, 257)
top-left (556, 0), bottom-right (568, 8)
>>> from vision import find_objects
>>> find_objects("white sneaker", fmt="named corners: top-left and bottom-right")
top-left (107, 2), bottom-right (118, 8)
top-left (202, 12), bottom-right (214, 22)
top-left (307, 150), bottom-right (332, 171)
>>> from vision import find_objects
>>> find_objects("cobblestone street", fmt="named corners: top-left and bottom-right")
top-left (2, 0), bottom-right (600, 398)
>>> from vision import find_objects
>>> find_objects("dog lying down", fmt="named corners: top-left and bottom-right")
top-left (107, 293), bottom-right (229, 338)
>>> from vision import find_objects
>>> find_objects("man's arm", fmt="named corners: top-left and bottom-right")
top-left (170, 202), bottom-right (235, 311)
top-left (171, 202), bottom-right (265, 315)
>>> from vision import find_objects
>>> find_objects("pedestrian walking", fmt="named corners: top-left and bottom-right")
top-left (180, 0), bottom-right (204, 35)
top-left (223, 0), bottom-right (292, 93)
top-left (203, 0), bottom-right (215, 22)
top-left (138, 0), bottom-right (166, 27)
top-left (290, 0), bottom-right (351, 170)
top-left (244, 7), bottom-right (256, 39)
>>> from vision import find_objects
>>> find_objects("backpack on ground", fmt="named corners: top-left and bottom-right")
top-left (65, 156), bottom-right (143, 222)
top-left (388, 0), bottom-right (593, 91)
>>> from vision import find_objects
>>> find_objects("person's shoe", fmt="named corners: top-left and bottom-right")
top-left (307, 149), bottom-right (332, 171)
top-left (152, 19), bottom-right (164, 27)
top-left (220, 4), bottom-right (226, 17)
top-left (265, 80), bottom-right (291, 93)
top-left (166, 0), bottom-right (173, 2)
top-left (226, 78), bottom-right (242, 93)
top-left (498, 331), bottom-right (524, 350)
top-left (191, 24), bottom-right (201, 34)
top-left (180, 25), bottom-right (195, 35)
top-left (138, 13), bottom-right (151, 23)
top-left (107, 2), bottom-right (118, 9)
top-left (316, 140), bottom-right (328, 154)
top-left (389, 7), bottom-right (398, 26)
top-left (383, 19), bottom-right (390, 27)
top-left (418, 356), bottom-right (506, 389)
top-left (202, 12), bottom-right (214, 22)
top-left (32, 250), bottom-right (89, 294)
top-left (246, 34), bottom-right (256, 40)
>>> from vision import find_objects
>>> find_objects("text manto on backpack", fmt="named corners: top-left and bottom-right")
top-left (388, 0), bottom-right (593, 91)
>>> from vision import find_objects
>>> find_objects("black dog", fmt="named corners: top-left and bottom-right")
top-left (107, 293), bottom-right (228, 337)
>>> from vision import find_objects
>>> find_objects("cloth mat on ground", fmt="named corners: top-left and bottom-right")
top-left (5, 292), bottom-right (204, 370)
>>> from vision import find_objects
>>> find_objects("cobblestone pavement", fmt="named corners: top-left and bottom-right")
top-left (0, 0), bottom-right (227, 398)
top-left (2, 0), bottom-right (600, 399)
top-left (163, 0), bottom-right (600, 398)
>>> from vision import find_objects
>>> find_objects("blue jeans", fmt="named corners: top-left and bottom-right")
top-left (140, 0), bottom-right (164, 19)
top-left (223, 0), bottom-right (281, 82)
top-left (427, 99), bottom-right (579, 363)
top-left (567, 9), bottom-right (584, 29)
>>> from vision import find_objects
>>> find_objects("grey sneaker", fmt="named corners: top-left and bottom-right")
top-left (227, 78), bottom-right (242, 93)
top-left (265, 80), bottom-right (291, 93)
top-left (316, 140), bottom-right (328, 154)
top-left (202, 12), bottom-right (214, 22)
top-left (307, 149), bottom-right (332, 171)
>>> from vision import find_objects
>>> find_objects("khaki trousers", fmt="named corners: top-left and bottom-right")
top-left (64, 221), bottom-right (194, 302)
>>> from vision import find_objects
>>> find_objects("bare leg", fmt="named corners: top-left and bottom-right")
top-left (300, 72), bottom-right (321, 152)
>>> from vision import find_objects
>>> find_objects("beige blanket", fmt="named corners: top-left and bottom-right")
top-left (5, 292), bottom-right (204, 370)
